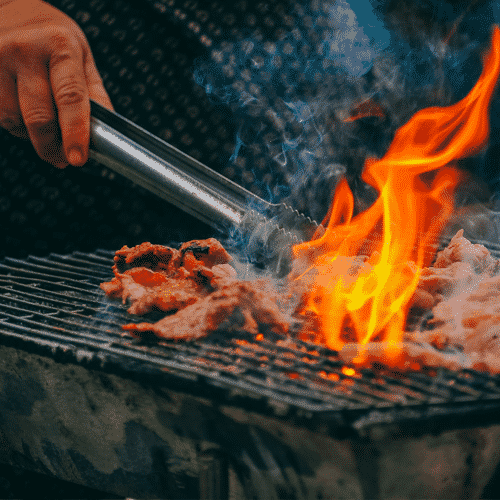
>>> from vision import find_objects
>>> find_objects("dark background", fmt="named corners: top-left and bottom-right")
top-left (1, 0), bottom-right (500, 497)
top-left (1, 0), bottom-right (499, 261)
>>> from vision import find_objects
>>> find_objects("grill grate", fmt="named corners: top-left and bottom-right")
top-left (1, 250), bottom-right (500, 432)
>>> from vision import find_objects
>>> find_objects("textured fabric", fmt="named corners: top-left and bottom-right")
top-left (0, 0), bottom-right (498, 258)
top-left (0, 0), bottom-right (322, 257)
top-left (0, 0), bottom-right (235, 258)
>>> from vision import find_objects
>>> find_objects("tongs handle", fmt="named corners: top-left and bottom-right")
top-left (89, 100), bottom-right (267, 229)
top-left (88, 99), bottom-right (319, 268)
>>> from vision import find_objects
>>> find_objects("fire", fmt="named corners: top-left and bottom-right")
top-left (293, 26), bottom-right (500, 360)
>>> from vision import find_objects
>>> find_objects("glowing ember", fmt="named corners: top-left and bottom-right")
top-left (293, 26), bottom-right (500, 361)
top-left (343, 99), bottom-right (386, 122)
top-left (341, 366), bottom-right (358, 377)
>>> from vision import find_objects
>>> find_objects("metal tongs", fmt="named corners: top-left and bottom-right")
top-left (89, 100), bottom-right (319, 273)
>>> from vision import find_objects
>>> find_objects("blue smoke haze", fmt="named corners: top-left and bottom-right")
top-left (193, 0), bottom-right (500, 220)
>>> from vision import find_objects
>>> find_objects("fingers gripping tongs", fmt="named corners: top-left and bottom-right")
top-left (88, 100), bottom-right (319, 274)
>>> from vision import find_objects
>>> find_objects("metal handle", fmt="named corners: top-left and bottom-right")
top-left (89, 100), bottom-right (270, 229)
top-left (88, 100), bottom-right (319, 276)
top-left (89, 118), bottom-right (243, 228)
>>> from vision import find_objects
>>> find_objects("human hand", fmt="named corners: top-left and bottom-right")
top-left (0, 0), bottom-right (113, 167)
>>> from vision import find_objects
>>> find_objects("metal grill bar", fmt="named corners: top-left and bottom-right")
top-left (0, 250), bottom-right (500, 429)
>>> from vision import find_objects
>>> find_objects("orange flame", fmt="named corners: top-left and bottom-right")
top-left (293, 26), bottom-right (500, 360)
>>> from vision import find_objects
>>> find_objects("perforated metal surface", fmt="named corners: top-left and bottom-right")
top-left (0, 0), bottom-right (498, 260)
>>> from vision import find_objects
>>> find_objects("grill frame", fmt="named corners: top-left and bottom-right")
top-left (1, 250), bottom-right (500, 438)
top-left (1, 249), bottom-right (500, 499)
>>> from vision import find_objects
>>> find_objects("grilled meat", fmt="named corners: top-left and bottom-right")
top-left (122, 279), bottom-right (289, 341)
top-left (405, 230), bottom-right (500, 372)
top-left (100, 239), bottom-right (290, 341)
top-left (101, 231), bottom-right (500, 372)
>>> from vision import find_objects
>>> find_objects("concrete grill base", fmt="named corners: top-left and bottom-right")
top-left (0, 343), bottom-right (499, 499)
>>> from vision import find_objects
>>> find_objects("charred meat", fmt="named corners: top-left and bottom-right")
top-left (100, 239), bottom-right (289, 341)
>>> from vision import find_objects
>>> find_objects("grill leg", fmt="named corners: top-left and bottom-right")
top-left (199, 451), bottom-right (229, 500)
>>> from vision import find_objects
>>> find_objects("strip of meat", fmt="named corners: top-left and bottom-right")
top-left (122, 280), bottom-right (289, 341)
top-left (119, 273), bottom-right (200, 315)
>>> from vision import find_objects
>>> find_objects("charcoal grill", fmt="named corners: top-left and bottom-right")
top-left (0, 249), bottom-right (500, 498)
top-left (1, 0), bottom-right (500, 496)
